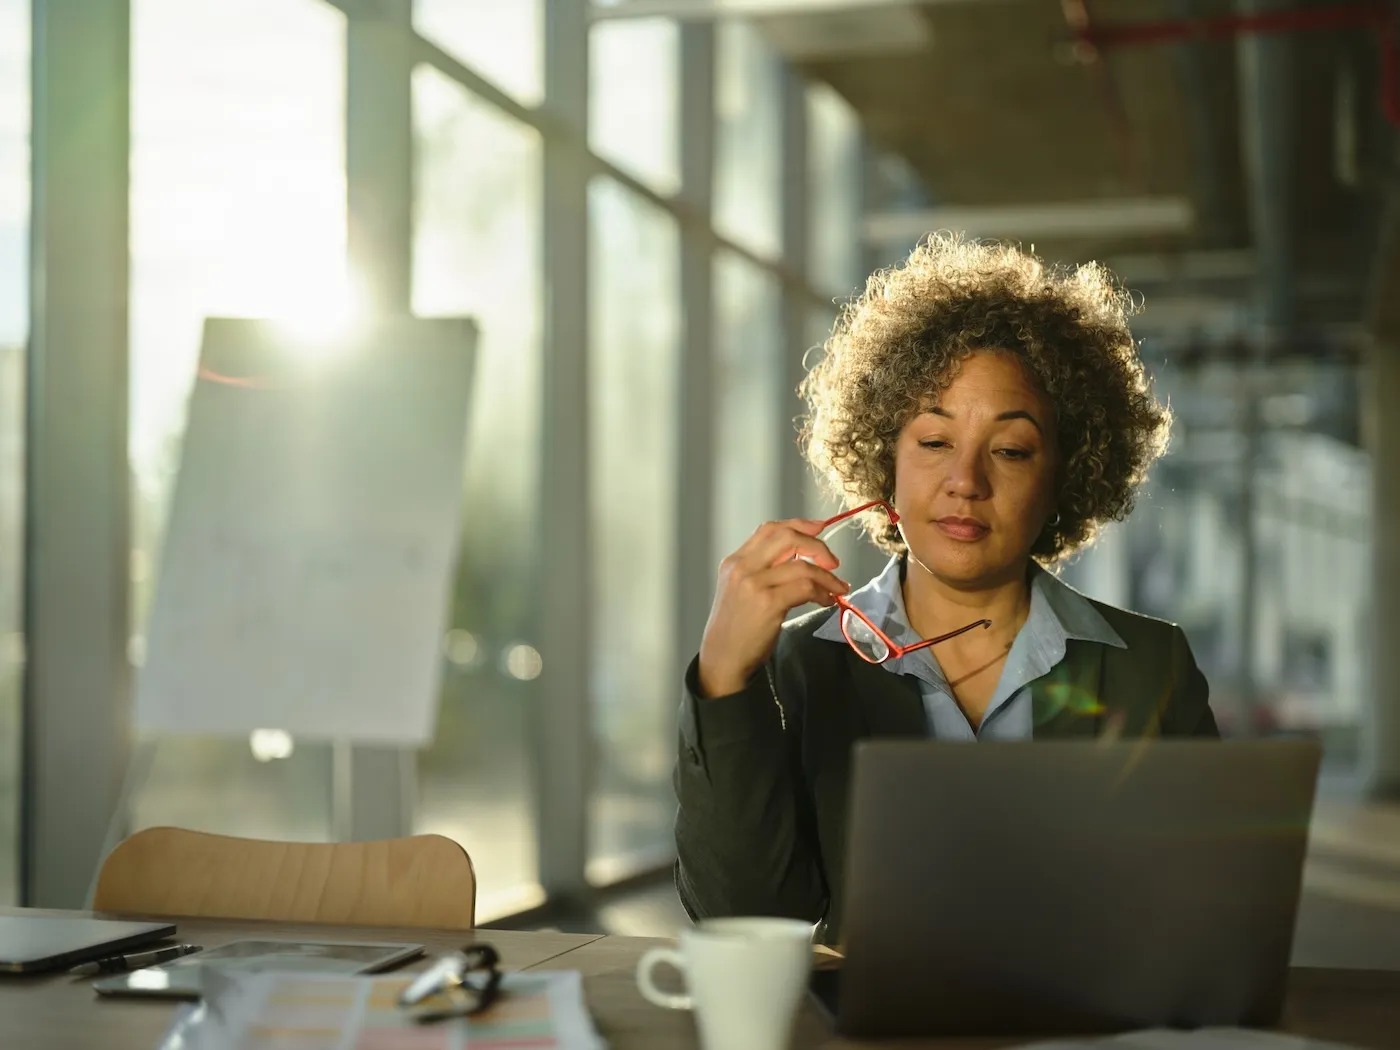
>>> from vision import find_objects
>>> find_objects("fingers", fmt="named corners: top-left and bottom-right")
top-left (759, 557), bottom-right (847, 595)
top-left (755, 559), bottom-right (849, 613)
top-left (734, 519), bottom-right (839, 572)
top-left (767, 576), bottom-right (845, 612)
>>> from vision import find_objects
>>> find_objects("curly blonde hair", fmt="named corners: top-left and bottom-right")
top-left (801, 234), bottom-right (1171, 563)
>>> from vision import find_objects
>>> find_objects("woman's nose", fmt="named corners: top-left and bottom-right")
top-left (944, 449), bottom-right (989, 500)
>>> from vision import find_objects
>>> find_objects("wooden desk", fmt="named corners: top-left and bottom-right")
top-left (555, 936), bottom-right (1400, 1050)
top-left (0, 907), bottom-right (601, 1050)
top-left (3, 909), bottom-right (1398, 1049)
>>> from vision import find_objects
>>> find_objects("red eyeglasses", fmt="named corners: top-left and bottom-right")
top-left (814, 499), bottom-right (990, 664)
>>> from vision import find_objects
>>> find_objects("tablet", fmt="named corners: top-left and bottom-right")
top-left (92, 938), bottom-right (424, 999)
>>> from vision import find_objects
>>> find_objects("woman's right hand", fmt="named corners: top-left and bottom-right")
top-left (696, 519), bottom-right (849, 699)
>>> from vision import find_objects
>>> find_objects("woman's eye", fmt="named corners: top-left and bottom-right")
top-left (996, 448), bottom-right (1031, 460)
top-left (918, 439), bottom-right (947, 450)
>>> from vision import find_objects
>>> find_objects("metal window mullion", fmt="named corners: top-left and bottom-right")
top-left (408, 28), bottom-right (825, 311)
top-left (778, 67), bottom-right (809, 519)
top-left (674, 22), bottom-right (716, 718)
top-left (347, 0), bottom-right (413, 316)
top-left (536, 0), bottom-right (592, 903)
top-left (23, 0), bottom-right (132, 907)
top-left (338, 0), bottom-right (416, 842)
top-left (1365, 279), bottom-right (1400, 794)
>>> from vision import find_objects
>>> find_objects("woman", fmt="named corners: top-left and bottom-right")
top-left (673, 235), bottom-right (1218, 945)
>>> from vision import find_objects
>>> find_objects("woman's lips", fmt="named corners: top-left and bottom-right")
top-left (934, 517), bottom-right (990, 541)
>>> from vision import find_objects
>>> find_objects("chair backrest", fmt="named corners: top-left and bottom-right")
top-left (93, 826), bottom-right (476, 930)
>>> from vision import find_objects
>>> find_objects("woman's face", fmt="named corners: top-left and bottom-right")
top-left (892, 351), bottom-right (1058, 590)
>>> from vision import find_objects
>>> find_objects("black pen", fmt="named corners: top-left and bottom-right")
top-left (68, 943), bottom-right (203, 976)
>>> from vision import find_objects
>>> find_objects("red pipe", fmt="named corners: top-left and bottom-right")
top-left (1072, 2), bottom-right (1400, 126)
top-left (1077, 3), bottom-right (1388, 48)
top-left (1383, 13), bottom-right (1400, 125)
top-left (1061, 1), bottom-right (1146, 191)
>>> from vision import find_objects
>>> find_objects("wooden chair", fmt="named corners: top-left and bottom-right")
top-left (93, 826), bottom-right (476, 931)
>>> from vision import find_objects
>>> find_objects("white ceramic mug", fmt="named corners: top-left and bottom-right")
top-left (635, 917), bottom-right (814, 1050)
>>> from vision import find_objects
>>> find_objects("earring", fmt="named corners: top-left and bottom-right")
top-left (1047, 512), bottom-right (1061, 529)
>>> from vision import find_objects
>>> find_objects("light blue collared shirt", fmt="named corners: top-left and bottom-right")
top-left (813, 556), bottom-right (1126, 740)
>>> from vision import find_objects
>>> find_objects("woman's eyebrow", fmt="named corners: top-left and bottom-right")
top-left (996, 409), bottom-right (1044, 433)
top-left (928, 406), bottom-right (1044, 434)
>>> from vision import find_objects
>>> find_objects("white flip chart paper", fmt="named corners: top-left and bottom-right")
top-left (134, 316), bottom-right (476, 745)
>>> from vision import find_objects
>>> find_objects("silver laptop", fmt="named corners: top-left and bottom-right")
top-left (814, 739), bottom-right (1320, 1037)
top-left (0, 914), bottom-right (176, 974)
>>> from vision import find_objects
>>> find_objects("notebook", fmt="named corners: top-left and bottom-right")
top-left (0, 914), bottom-right (176, 974)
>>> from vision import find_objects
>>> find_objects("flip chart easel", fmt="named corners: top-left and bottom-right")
top-left (89, 315), bottom-right (477, 902)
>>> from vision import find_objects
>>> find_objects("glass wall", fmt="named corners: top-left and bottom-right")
top-left (807, 81), bottom-right (861, 300)
top-left (587, 177), bottom-right (682, 883)
top-left (411, 64), bottom-right (545, 919)
top-left (9, 1), bottom-right (871, 911)
top-left (0, 0), bottom-right (27, 905)
top-left (1066, 360), bottom-right (1373, 756)
top-left (414, 0), bottom-right (543, 106)
top-left (714, 20), bottom-right (783, 260)
top-left (126, 0), bottom-right (347, 839)
top-left (589, 17), bottom-right (680, 195)
top-left (713, 250), bottom-right (783, 561)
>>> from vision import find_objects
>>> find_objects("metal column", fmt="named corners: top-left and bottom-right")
top-left (536, 0), bottom-right (592, 902)
top-left (778, 67), bottom-right (810, 520)
top-left (1236, 0), bottom-right (1296, 333)
top-left (675, 24), bottom-right (717, 682)
top-left (23, 0), bottom-right (132, 907)
top-left (339, 0), bottom-right (416, 841)
top-left (1364, 188), bottom-right (1400, 796)
top-left (1364, 334), bottom-right (1400, 794)
top-left (1234, 0), bottom-right (1295, 734)
top-left (347, 0), bottom-right (413, 316)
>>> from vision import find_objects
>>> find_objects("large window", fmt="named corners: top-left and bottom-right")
top-left (589, 18), bottom-right (680, 195)
top-left (807, 82), bottom-right (861, 300)
top-left (587, 178), bottom-right (682, 882)
top-left (5, 0), bottom-right (873, 915)
top-left (411, 65), bottom-right (544, 920)
top-left (0, 0), bottom-right (27, 905)
top-left (713, 250), bottom-right (782, 562)
top-left (414, 0), bottom-right (543, 106)
top-left (714, 20), bottom-right (783, 260)
top-left (127, 0), bottom-right (347, 840)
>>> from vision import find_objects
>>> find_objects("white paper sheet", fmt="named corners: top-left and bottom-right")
top-left (135, 317), bottom-right (476, 745)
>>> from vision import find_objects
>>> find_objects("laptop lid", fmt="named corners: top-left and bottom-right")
top-left (0, 915), bottom-right (177, 974)
top-left (837, 739), bottom-right (1320, 1038)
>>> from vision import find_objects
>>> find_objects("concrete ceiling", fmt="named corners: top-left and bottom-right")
top-left (771, 0), bottom-right (1392, 338)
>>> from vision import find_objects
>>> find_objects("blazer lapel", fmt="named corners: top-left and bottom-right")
top-left (1031, 639), bottom-right (1108, 739)
top-left (844, 649), bottom-right (927, 737)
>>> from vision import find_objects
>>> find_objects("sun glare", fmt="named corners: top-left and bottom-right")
top-left (268, 267), bottom-right (367, 357)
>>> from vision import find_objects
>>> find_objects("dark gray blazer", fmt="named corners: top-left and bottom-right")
top-left (672, 599), bottom-right (1218, 944)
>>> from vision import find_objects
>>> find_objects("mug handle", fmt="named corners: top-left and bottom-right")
top-left (635, 947), bottom-right (693, 1010)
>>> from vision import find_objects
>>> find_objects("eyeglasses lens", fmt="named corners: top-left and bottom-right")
top-left (841, 608), bottom-right (890, 663)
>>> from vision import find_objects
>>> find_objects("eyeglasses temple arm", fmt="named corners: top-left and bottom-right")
top-left (817, 499), bottom-right (899, 531)
top-left (901, 618), bottom-right (992, 653)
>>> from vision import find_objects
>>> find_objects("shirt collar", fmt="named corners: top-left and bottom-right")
top-left (1032, 564), bottom-right (1126, 649)
top-left (812, 555), bottom-right (1126, 652)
